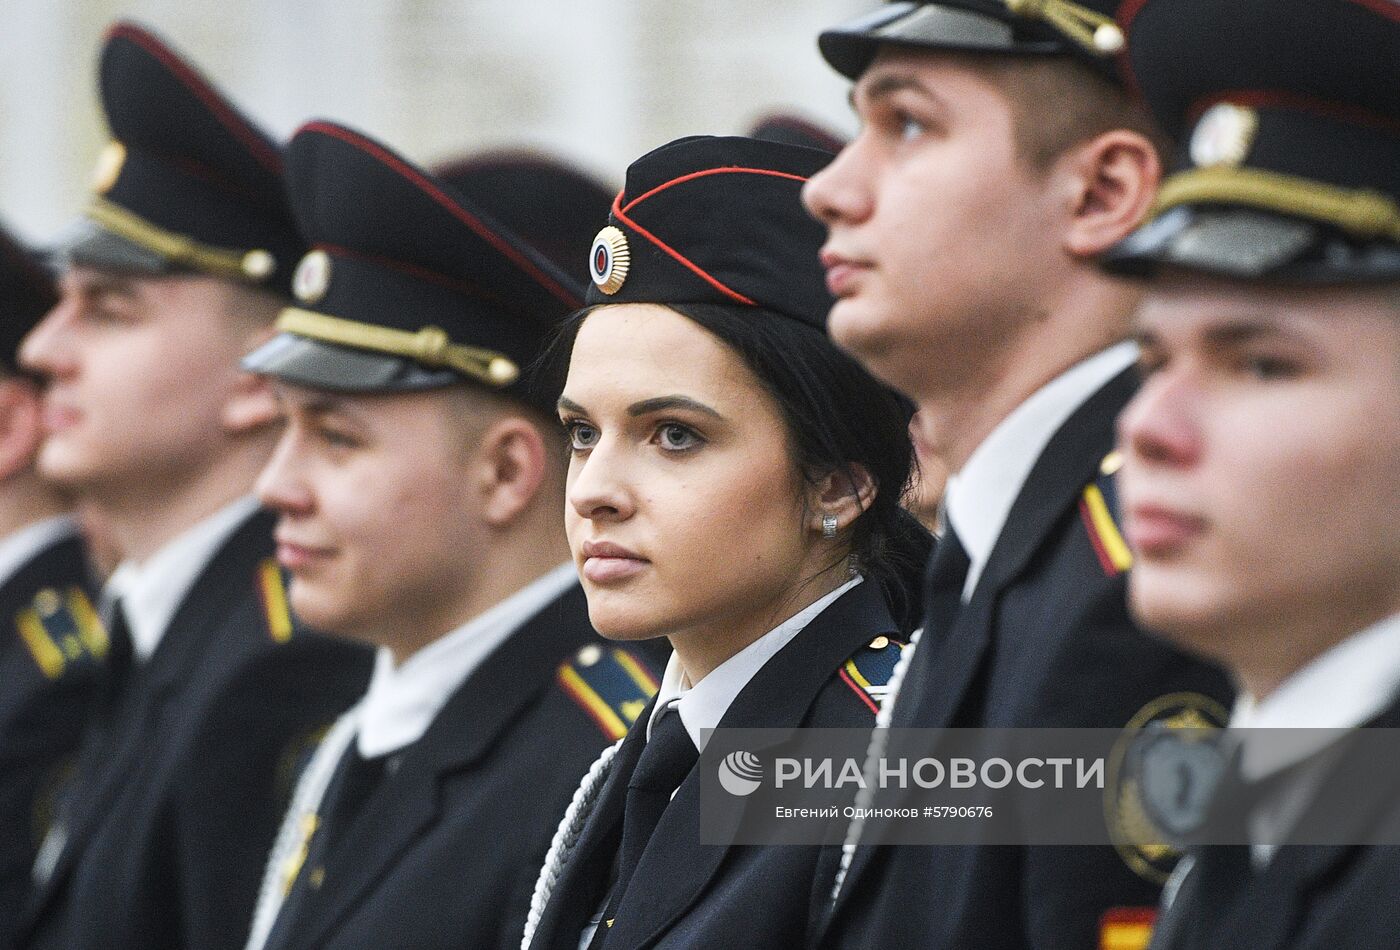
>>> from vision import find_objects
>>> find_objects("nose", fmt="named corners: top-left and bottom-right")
top-left (256, 428), bottom-right (315, 517)
top-left (802, 134), bottom-right (876, 228)
top-left (19, 294), bottom-right (79, 381)
top-left (1117, 368), bottom-right (1203, 471)
top-left (566, 439), bottom-right (635, 525)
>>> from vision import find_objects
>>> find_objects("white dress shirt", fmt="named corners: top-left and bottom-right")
top-left (0, 514), bottom-right (78, 586)
top-left (645, 576), bottom-right (864, 753)
top-left (944, 341), bottom-right (1137, 600)
top-left (356, 562), bottom-right (579, 757)
top-left (1227, 612), bottom-right (1400, 866)
top-left (103, 496), bottom-right (261, 661)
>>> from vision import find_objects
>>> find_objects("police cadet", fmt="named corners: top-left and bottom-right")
top-left (13, 23), bottom-right (371, 950)
top-left (237, 120), bottom-right (666, 950)
top-left (521, 134), bottom-right (930, 950)
top-left (801, 2), bottom-right (1235, 947)
top-left (1098, 1), bottom-right (1400, 947)
top-left (0, 227), bottom-right (100, 948)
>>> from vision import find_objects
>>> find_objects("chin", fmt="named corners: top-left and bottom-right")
top-left (1127, 569), bottom-right (1234, 663)
top-left (583, 593), bottom-right (670, 642)
top-left (827, 303), bottom-right (921, 393)
top-left (35, 441), bottom-right (97, 488)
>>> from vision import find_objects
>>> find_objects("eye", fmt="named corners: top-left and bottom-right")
top-left (565, 420), bottom-right (600, 452)
top-left (1239, 354), bottom-right (1300, 381)
top-left (317, 425), bottom-right (360, 449)
top-left (899, 114), bottom-right (927, 142)
top-left (1135, 348), bottom-right (1167, 378)
top-left (654, 422), bottom-right (703, 452)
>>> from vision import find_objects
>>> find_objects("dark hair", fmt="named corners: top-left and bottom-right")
top-left (533, 301), bottom-right (933, 633)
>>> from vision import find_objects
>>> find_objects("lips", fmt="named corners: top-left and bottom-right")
top-left (580, 539), bottom-right (649, 585)
top-left (820, 248), bottom-right (871, 298)
top-left (1125, 504), bottom-right (1207, 557)
top-left (39, 398), bottom-right (82, 435)
top-left (274, 535), bottom-right (334, 572)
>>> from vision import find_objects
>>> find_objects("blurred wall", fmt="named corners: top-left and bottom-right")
top-left (0, 0), bottom-right (864, 244)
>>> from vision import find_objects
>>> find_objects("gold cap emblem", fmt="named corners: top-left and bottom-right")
top-left (589, 226), bottom-right (631, 296)
top-left (92, 141), bottom-right (127, 194)
top-left (292, 250), bottom-right (332, 303)
top-left (1189, 104), bottom-right (1259, 169)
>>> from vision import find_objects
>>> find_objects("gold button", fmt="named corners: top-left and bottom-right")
top-left (308, 866), bottom-right (325, 889)
top-left (578, 644), bottom-right (603, 667)
top-left (870, 636), bottom-right (890, 650)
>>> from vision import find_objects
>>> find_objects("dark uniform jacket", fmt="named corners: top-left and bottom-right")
top-left (16, 508), bottom-right (372, 950)
top-left (254, 583), bottom-right (668, 950)
top-left (0, 528), bottom-right (99, 949)
top-left (820, 369), bottom-right (1235, 950)
top-left (1148, 695), bottom-right (1400, 950)
top-left (526, 579), bottom-right (904, 950)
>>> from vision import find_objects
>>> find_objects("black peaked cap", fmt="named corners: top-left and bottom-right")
top-left (243, 121), bottom-right (585, 402)
top-left (0, 225), bottom-right (57, 370)
top-left (434, 151), bottom-right (614, 278)
top-left (584, 135), bottom-right (835, 330)
top-left (1102, 0), bottom-right (1400, 282)
top-left (71, 21), bottom-right (304, 296)
top-left (819, 0), bottom-right (1132, 83)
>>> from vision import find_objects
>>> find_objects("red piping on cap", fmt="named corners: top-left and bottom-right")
top-left (1187, 89), bottom-right (1400, 137)
top-left (610, 166), bottom-right (811, 307)
top-left (315, 243), bottom-right (528, 314)
top-left (620, 166), bottom-right (809, 214)
top-left (301, 122), bottom-right (582, 311)
top-left (105, 23), bottom-right (283, 176)
top-left (610, 192), bottom-right (758, 307)
top-left (1347, 0), bottom-right (1400, 22)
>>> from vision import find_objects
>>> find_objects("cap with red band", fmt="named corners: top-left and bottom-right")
top-left (583, 135), bottom-right (837, 330)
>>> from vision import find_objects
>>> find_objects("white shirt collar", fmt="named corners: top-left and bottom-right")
top-left (355, 562), bottom-right (579, 758)
top-left (945, 341), bottom-right (1137, 600)
top-left (104, 496), bottom-right (262, 662)
top-left (0, 514), bottom-right (79, 586)
top-left (1230, 611), bottom-right (1400, 780)
top-left (646, 576), bottom-right (864, 752)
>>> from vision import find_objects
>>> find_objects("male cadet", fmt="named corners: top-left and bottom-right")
top-left (14, 23), bottom-right (371, 950)
top-left (801, 2), bottom-right (1234, 947)
top-left (239, 121), bottom-right (666, 950)
top-left (1100, 1), bottom-right (1400, 947)
top-left (0, 227), bottom-right (100, 948)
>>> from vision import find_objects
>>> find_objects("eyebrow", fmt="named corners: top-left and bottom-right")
top-left (556, 394), bottom-right (723, 421)
top-left (1134, 317), bottom-right (1299, 351)
top-left (851, 70), bottom-right (947, 113)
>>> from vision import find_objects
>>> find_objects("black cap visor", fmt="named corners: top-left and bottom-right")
top-left (1102, 205), bottom-right (1400, 284)
top-left (61, 218), bottom-right (178, 276)
top-left (819, 2), bottom-right (1060, 79)
top-left (242, 332), bottom-right (462, 393)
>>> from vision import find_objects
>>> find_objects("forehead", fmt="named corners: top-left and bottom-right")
top-left (564, 304), bottom-right (761, 406)
top-left (856, 46), bottom-right (1010, 107)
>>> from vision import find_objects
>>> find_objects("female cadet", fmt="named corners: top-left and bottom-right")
top-left (519, 135), bottom-right (931, 950)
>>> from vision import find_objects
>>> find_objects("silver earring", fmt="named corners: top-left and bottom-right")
top-left (822, 514), bottom-right (838, 539)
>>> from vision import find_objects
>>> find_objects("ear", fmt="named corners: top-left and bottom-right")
top-left (808, 463), bottom-right (878, 538)
top-left (474, 417), bottom-right (549, 528)
top-left (1057, 129), bottom-right (1162, 258)
top-left (221, 324), bottom-right (281, 434)
top-left (0, 377), bottom-right (44, 481)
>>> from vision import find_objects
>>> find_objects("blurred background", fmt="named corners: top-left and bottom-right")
top-left (0, 0), bottom-right (865, 245)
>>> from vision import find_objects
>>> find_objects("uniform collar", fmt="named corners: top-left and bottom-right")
top-left (944, 341), bottom-right (1137, 599)
top-left (646, 576), bottom-right (864, 752)
top-left (1230, 611), bottom-right (1400, 779)
top-left (104, 495), bottom-right (261, 662)
top-left (0, 514), bottom-right (78, 585)
top-left (355, 562), bottom-right (578, 758)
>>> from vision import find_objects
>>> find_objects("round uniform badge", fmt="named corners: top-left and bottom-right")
top-left (292, 250), bottom-right (333, 303)
top-left (241, 249), bottom-right (277, 282)
top-left (91, 141), bottom-right (127, 194)
top-left (589, 225), bottom-right (630, 295)
top-left (1189, 104), bottom-right (1259, 169)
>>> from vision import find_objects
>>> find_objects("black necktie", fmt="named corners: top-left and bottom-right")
top-left (102, 597), bottom-right (135, 711)
top-left (594, 707), bottom-right (697, 946)
top-left (317, 746), bottom-right (387, 861)
top-left (922, 524), bottom-right (970, 646)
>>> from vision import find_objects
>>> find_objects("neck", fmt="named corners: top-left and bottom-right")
top-left (915, 278), bottom-right (1134, 473)
top-left (667, 560), bottom-right (849, 685)
top-left (1229, 592), bottom-right (1400, 701)
top-left (383, 517), bottom-right (572, 665)
top-left (86, 435), bottom-right (274, 563)
top-left (0, 472), bottom-right (70, 540)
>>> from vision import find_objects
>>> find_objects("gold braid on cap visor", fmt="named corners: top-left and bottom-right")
top-left (276, 308), bottom-right (521, 387)
top-left (1002, 0), bottom-right (1125, 54)
top-left (84, 197), bottom-right (276, 283)
top-left (1152, 166), bottom-right (1400, 243)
